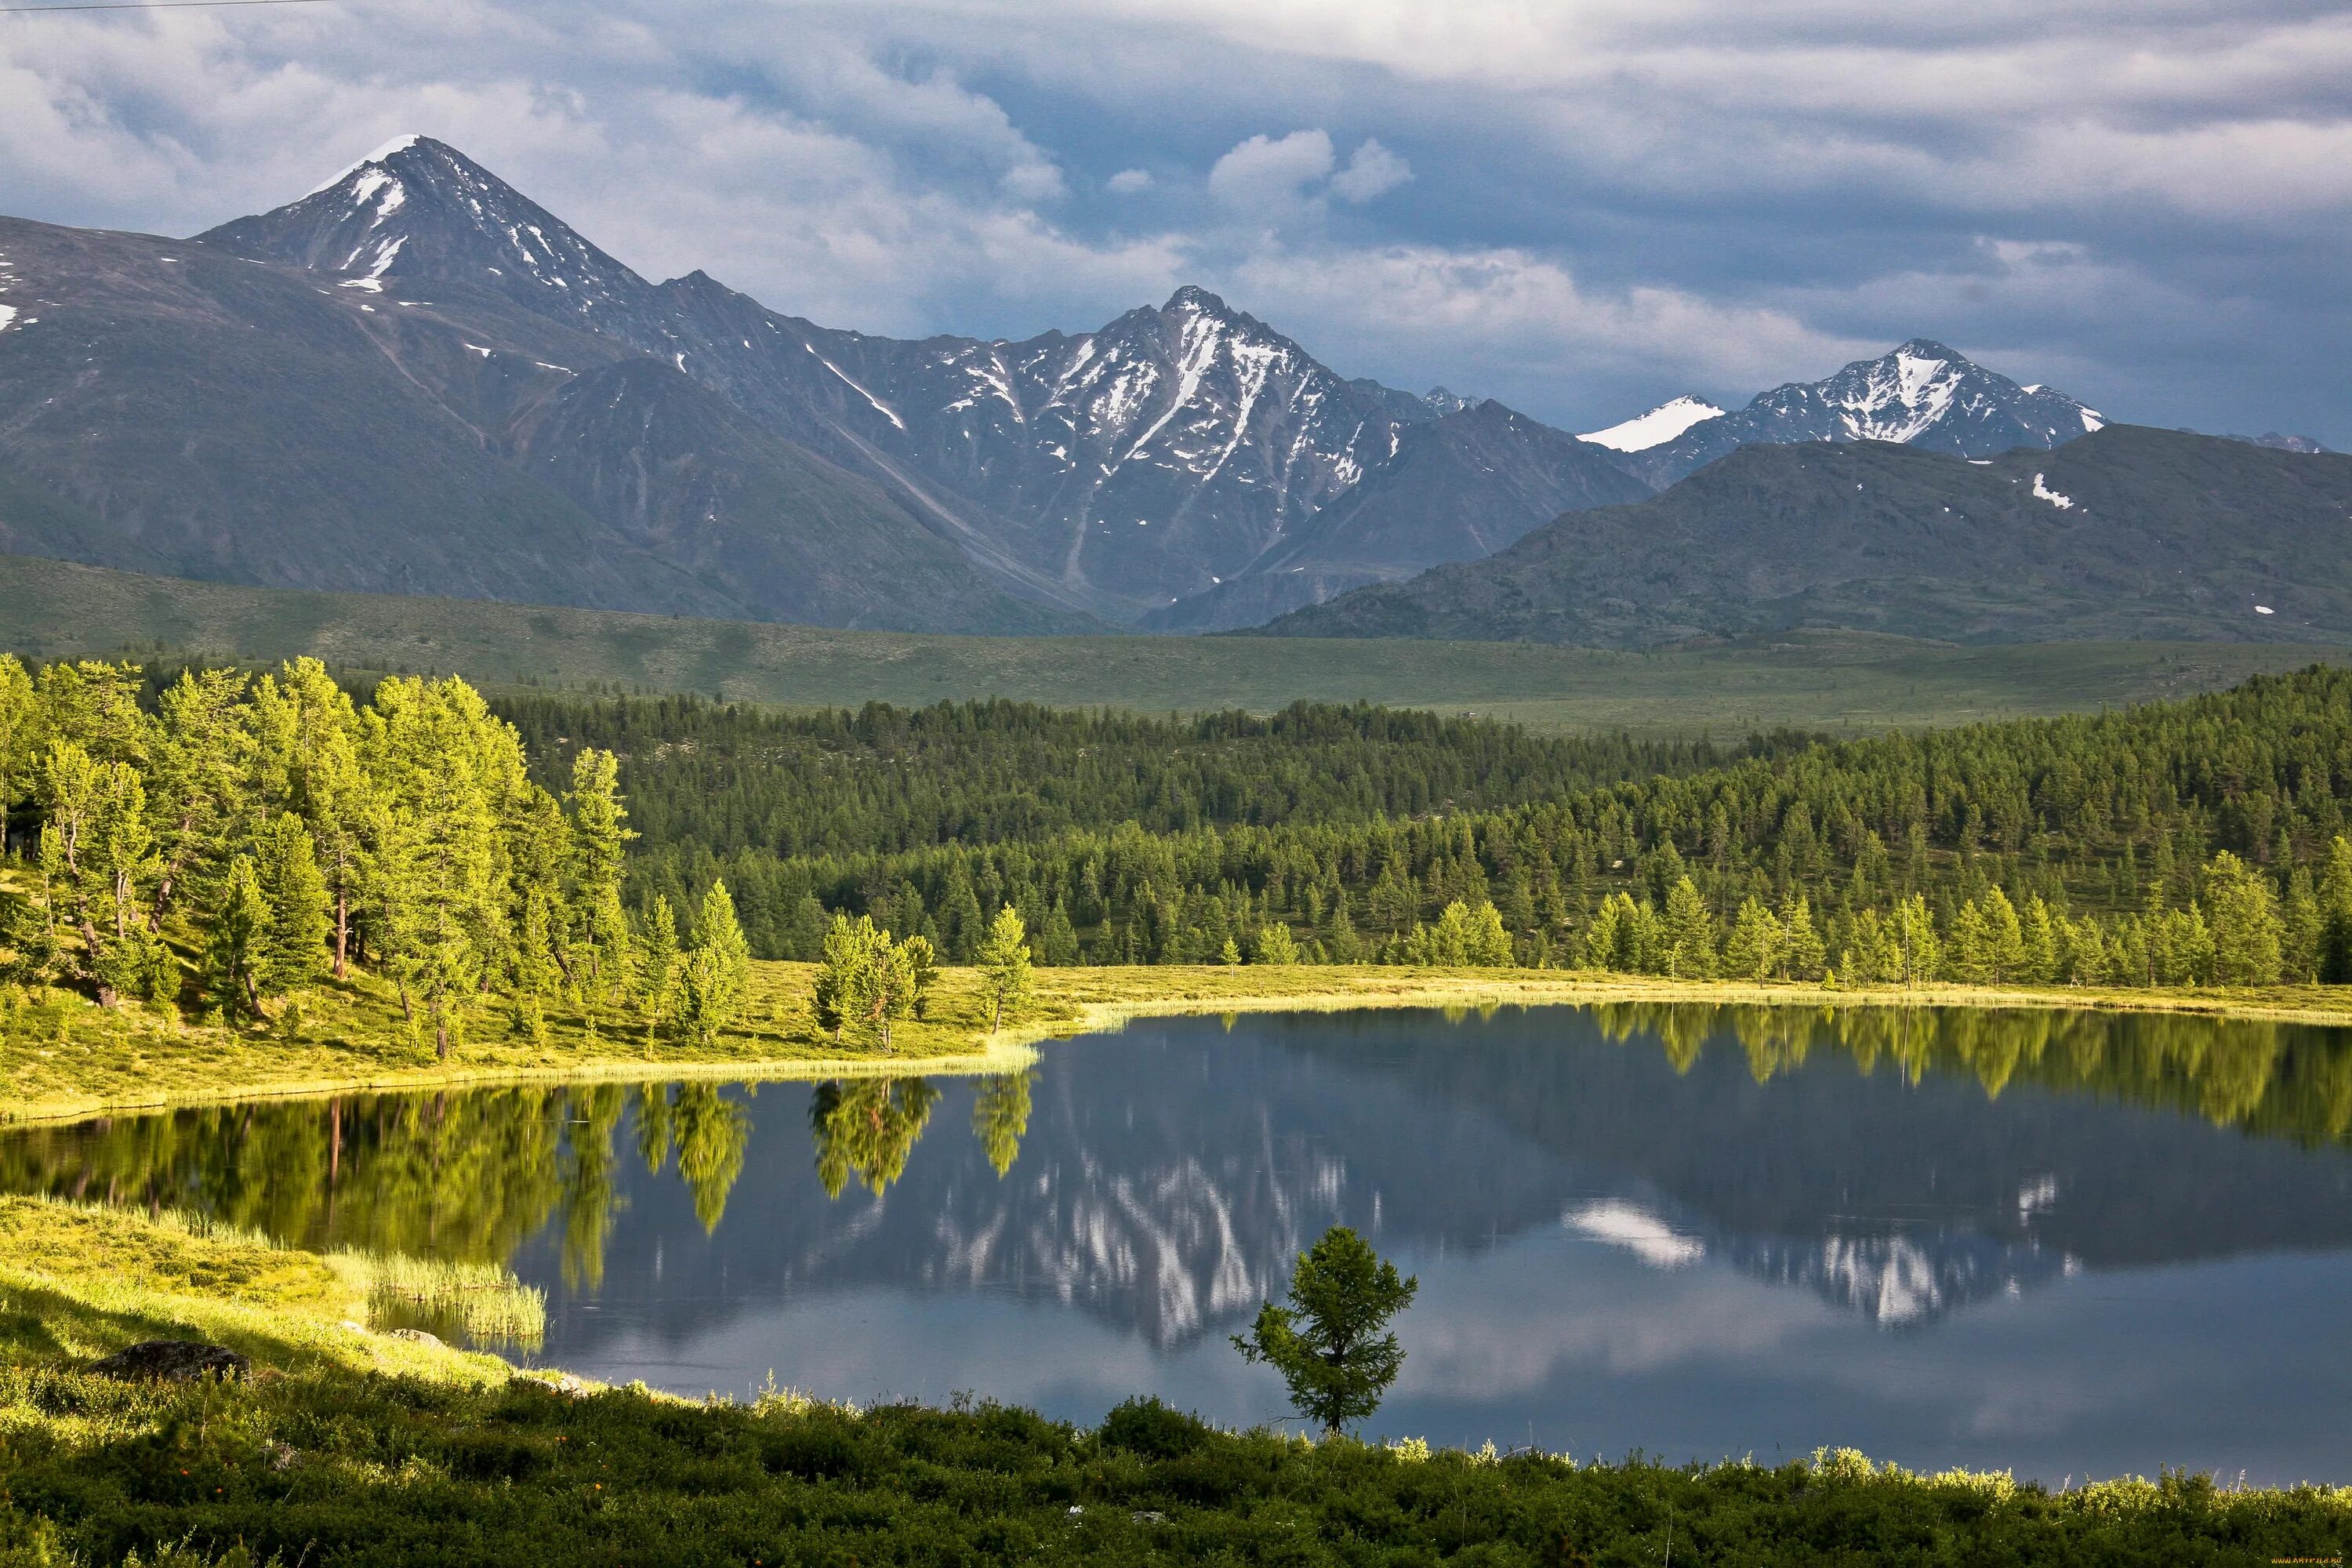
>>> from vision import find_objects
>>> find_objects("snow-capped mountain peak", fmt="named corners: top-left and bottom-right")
top-left (198, 134), bottom-right (656, 321)
top-left (1580, 394), bottom-right (1726, 452)
top-left (1606, 338), bottom-right (2107, 485)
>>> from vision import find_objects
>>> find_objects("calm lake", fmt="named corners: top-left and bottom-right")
top-left (13, 1002), bottom-right (2352, 1485)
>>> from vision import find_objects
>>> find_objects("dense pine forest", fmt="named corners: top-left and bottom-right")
top-left (506, 669), bottom-right (2352, 989)
top-left (8, 653), bottom-right (2352, 1033)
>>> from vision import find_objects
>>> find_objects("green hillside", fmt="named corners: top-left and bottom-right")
top-left (2, 550), bottom-right (2341, 736)
top-left (1263, 426), bottom-right (2352, 647)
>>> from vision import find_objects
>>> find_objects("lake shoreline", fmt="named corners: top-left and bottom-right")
top-left (13, 961), bottom-right (2352, 1128)
top-left (2, 1189), bottom-right (2347, 1561)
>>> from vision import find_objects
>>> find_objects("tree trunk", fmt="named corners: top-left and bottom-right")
top-left (435, 1012), bottom-right (451, 1061)
top-left (333, 884), bottom-right (349, 980)
top-left (78, 915), bottom-right (118, 1008)
top-left (150, 814), bottom-right (195, 930)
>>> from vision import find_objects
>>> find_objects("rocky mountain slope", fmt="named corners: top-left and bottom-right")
top-left (193, 136), bottom-right (1632, 624)
top-left (1258, 426), bottom-right (2352, 646)
top-left (0, 209), bottom-right (1087, 633)
top-left (1146, 399), bottom-right (1653, 631)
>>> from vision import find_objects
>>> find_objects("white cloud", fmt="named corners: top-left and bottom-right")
top-left (1330, 137), bottom-right (1411, 201)
top-left (1206, 128), bottom-right (1336, 216)
top-left (0, 0), bottom-right (2343, 437)
top-left (1225, 240), bottom-right (1865, 395)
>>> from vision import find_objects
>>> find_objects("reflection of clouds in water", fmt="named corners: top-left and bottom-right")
top-left (560, 1288), bottom-right (1271, 1421)
top-left (1395, 1237), bottom-right (1829, 1392)
top-left (1564, 1200), bottom-right (1705, 1269)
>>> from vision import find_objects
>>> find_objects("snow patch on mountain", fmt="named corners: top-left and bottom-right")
top-left (2031, 473), bottom-right (2074, 509)
top-left (1581, 394), bottom-right (1724, 452)
top-left (307, 132), bottom-right (425, 197)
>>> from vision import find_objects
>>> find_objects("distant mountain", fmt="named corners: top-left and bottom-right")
top-left (1145, 399), bottom-right (1652, 631)
top-left (2220, 431), bottom-right (2332, 455)
top-left (194, 136), bottom-right (1598, 624)
top-left (0, 211), bottom-right (1080, 633)
top-left (1579, 394), bottom-right (1725, 452)
top-left (1606, 340), bottom-right (2103, 487)
top-left (1255, 426), bottom-right (2352, 646)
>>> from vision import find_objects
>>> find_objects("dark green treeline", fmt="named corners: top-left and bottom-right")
top-left (499, 668), bottom-right (2352, 986)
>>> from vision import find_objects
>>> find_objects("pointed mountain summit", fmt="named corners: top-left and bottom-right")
top-left (198, 134), bottom-right (658, 322)
top-left (1612, 339), bottom-right (2103, 486)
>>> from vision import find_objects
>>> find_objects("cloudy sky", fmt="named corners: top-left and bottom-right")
top-left (3, 0), bottom-right (2347, 441)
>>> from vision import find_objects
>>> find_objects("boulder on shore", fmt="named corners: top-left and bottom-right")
top-left (89, 1341), bottom-right (251, 1382)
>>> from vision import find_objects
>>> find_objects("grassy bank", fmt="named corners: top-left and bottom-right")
top-left (12, 957), bottom-right (2352, 1127)
top-left (4, 550), bottom-right (2341, 736)
top-left (0, 1193), bottom-right (2343, 1566)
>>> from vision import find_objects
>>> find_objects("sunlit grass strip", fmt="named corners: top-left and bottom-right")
top-left (0, 1195), bottom-right (544, 1351)
top-left (328, 1249), bottom-right (546, 1348)
top-left (17, 953), bottom-right (2352, 1129)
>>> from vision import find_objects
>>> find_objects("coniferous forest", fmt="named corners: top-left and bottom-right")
top-left (8, 653), bottom-right (2352, 1040)
top-left (508, 666), bottom-right (2352, 991)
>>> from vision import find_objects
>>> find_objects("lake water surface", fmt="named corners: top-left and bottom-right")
top-left (12, 1002), bottom-right (2352, 1484)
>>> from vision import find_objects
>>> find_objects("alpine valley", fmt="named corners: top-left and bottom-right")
top-left (0, 133), bottom-right (2335, 641)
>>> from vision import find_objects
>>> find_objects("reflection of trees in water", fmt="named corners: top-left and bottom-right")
top-left (971, 1073), bottom-right (1033, 1178)
top-left (0, 1081), bottom-right (762, 1285)
top-left (0, 1071), bottom-right (1036, 1283)
top-left (638, 1083), bottom-right (753, 1234)
top-left (1587, 1002), bottom-right (2352, 1145)
top-left (811, 1080), bottom-right (941, 1198)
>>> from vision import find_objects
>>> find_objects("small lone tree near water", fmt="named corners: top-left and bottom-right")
top-left (1232, 1225), bottom-right (1418, 1436)
top-left (975, 904), bottom-right (1033, 1032)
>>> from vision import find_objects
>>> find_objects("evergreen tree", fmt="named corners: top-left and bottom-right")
top-left (0, 655), bottom-right (33, 862)
top-left (1036, 898), bottom-right (1081, 965)
top-left (2321, 837), bottom-right (2352, 983)
top-left (1780, 894), bottom-right (1828, 981)
top-left (565, 747), bottom-right (636, 996)
top-left (2281, 868), bottom-right (2324, 983)
top-left (674, 880), bottom-right (753, 1047)
top-left (2205, 852), bottom-right (2284, 985)
top-left (1232, 1226), bottom-right (1419, 1436)
top-left (1947, 900), bottom-right (1994, 983)
top-left (975, 904), bottom-right (1034, 1032)
top-left (1722, 898), bottom-right (1783, 981)
top-left (638, 895), bottom-right (681, 1024)
top-left (254, 815), bottom-right (329, 997)
top-left (252, 659), bottom-right (368, 978)
top-left (1660, 877), bottom-right (1718, 978)
top-left (147, 668), bottom-right (258, 927)
top-left (204, 855), bottom-right (270, 1023)
top-left (1254, 922), bottom-right (1303, 965)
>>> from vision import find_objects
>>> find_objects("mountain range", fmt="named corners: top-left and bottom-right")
top-left (1588, 341), bottom-right (2107, 489)
top-left (6, 132), bottom-right (2280, 643)
top-left (1260, 426), bottom-right (2352, 646)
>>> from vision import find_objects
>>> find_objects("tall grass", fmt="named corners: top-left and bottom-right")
top-left (5, 1196), bottom-right (544, 1349)
top-left (327, 1249), bottom-right (546, 1348)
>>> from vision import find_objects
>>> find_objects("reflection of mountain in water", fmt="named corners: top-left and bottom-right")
top-left (557, 1047), bottom-right (1579, 1349)
top-left (1726, 1228), bottom-right (2073, 1326)
top-left (527, 1007), bottom-right (2352, 1348)
top-left (10, 1004), bottom-right (2352, 1352)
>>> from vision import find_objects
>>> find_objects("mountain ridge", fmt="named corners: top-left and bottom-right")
top-left (1253, 426), bottom-right (2352, 647)
top-left (1608, 339), bottom-right (2105, 487)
